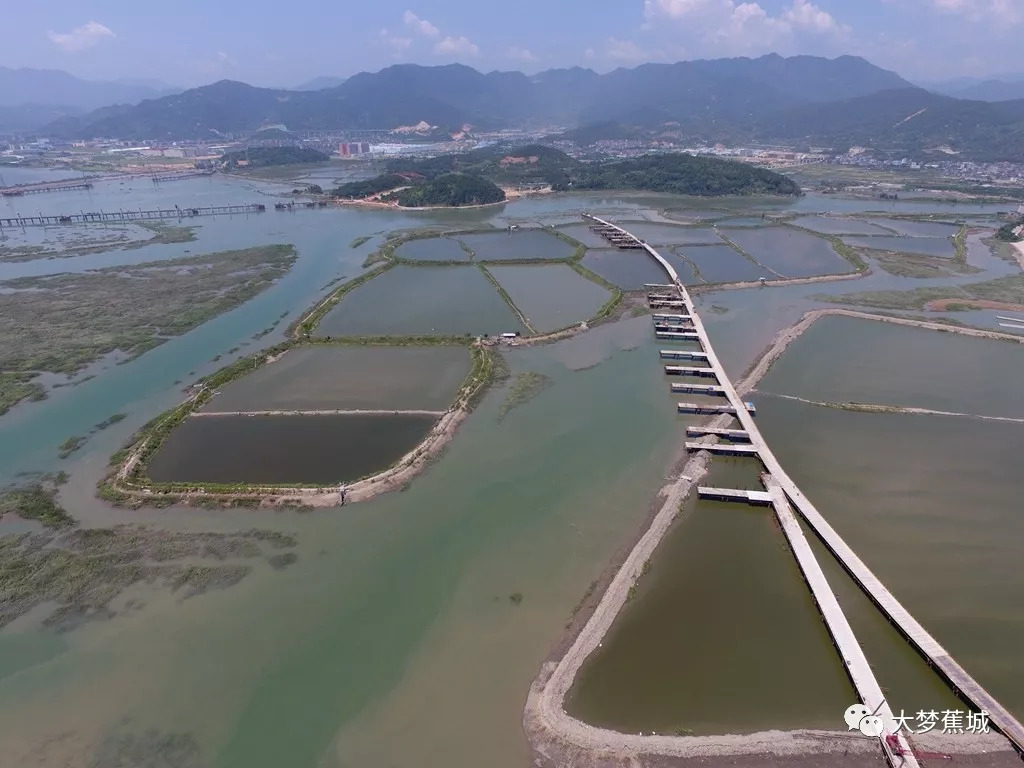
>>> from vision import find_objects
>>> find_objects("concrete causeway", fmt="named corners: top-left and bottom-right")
top-left (585, 213), bottom-right (1024, 764)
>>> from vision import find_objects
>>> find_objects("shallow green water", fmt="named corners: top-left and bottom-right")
top-left (791, 216), bottom-right (892, 236)
top-left (725, 226), bottom-right (853, 278)
top-left (758, 315), bottom-right (1024, 418)
top-left (614, 221), bottom-right (722, 245)
top-left (316, 265), bottom-right (525, 337)
top-left (868, 218), bottom-right (961, 238)
top-left (394, 237), bottom-right (470, 262)
top-left (0, 321), bottom-right (685, 768)
top-left (456, 230), bottom-right (575, 261)
top-left (2, 184), bottom-right (1021, 766)
top-left (567, 459), bottom-right (856, 734)
top-left (680, 244), bottom-right (772, 284)
top-left (845, 235), bottom-right (956, 258)
top-left (757, 397), bottom-right (1024, 719)
top-left (581, 249), bottom-right (670, 289)
top-left (488, 264), bottom-right (612, 332)
top-left (555, 223), bottom-right (614, 249)
top-left (199, 345), bottom-right (471, 412)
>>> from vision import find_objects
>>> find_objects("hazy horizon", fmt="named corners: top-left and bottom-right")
top-left (1, 0), bottom-right (1022, 89)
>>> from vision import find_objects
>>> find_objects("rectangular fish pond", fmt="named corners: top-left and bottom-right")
top-left (487, 264), bottom-right (614, 333)
top-left (199, 345), bottom-right (472, 413)
top-left (146, 413), bottom-right (438, 485)
top-left (315, 265), bottom-right (525, 337)
top-left (723, 226), bottom-right (854, 278)
top-left (455, 230), bottom-right (576, 261)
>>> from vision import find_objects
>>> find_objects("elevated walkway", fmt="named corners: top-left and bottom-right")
top-left (660, 350), bottom-right (708, 360)
top-left (685, 442), bottom-right (759, 456)
top-left (664, 365), bottom-right (718, 378)
top-left (697, 487), bottom-right (772, 505)
top-left (671, 383), bottom-right (727, 396)
top-left (687, 426), bottom-right (750, 441)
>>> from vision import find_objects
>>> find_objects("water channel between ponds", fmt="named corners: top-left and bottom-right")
top-left (2, 181), bottom-right (1023, 767)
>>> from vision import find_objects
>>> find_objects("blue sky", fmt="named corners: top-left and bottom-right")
top-left (2, 0), bottom-right (1021, 87)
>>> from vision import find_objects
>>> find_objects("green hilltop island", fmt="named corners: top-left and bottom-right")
top-left (334, 145), bottom-right (802, 208)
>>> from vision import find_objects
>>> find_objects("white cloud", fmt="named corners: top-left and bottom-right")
top-left (435, 35), bottom-right (480, 57)
top-left (216, 51), bottom-right (238, 67)
top-left (403, 10), bottom-right (440, 37)
top-left (929, 0), bottom-right (1023, 24)
top-left (642, 0), bottom-right (847, 54)
top-left (783, 0), bottom-right (846, 31)
top-left (378, 28), bottom-right (413, 55)
top-left (606, 37), bottom-right (650, 62)
top-left (47, 21), bottom-right (115, 53)
top-left (508, 46), bottom-right (539, 63)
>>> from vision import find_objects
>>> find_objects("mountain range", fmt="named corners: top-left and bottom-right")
top-left (18, 55), bottom-right (1024, 161)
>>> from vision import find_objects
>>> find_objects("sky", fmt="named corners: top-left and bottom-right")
top-left (2, 0), bottom-right (1023, 88)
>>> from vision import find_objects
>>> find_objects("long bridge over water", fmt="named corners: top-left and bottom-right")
top-left (585, 214), bottom-right (1024, 767)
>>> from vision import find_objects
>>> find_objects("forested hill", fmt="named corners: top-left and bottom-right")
top-left (385, 174), bottom-right (505, 208)
top-left (565, 154), bottom-right (801, 196)
top-left (334, 147), bottom-right (800, 204)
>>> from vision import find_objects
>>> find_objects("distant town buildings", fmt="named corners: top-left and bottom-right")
top-left (338, 142), bottom-right (370, 157)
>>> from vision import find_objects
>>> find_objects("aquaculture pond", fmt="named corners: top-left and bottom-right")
top-left (456, 230), bottom-right (576, 261)
top-left (315, 265), bottom-right (524, 337)
top-left (147, 413), bottom-right (438, 485)
top-left (581, 249), bottom-right (673, 290)
top-left (867, 218), bottom-right (962, 238)
top-left (488, 264), bottom-right (613, 333)
top-left (789, 216), bottom-right (893, 236)
top-left (678, 244), bottom-right (772, 284)
top-left (199, 345), bottom-right (472, 413)
top-left (844, 235), bottom-right (956, 259)
top-left (757, 397), bottom-right (1024, 719)
top-left (612, 221), bottom-right (723, 246)
top-left (393, 237), bottom-right (470, 262)
top-left (724, 227), bottom-right (853, 278)
top-left (757, 315), bottom-right (1024, 418)
top-left (555, 223), bottom-right (616, 249)
top-left (567, 457), bottom-right (855, 734)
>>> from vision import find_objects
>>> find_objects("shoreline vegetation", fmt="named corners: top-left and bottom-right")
top-left (523, 306), bottom-right (1023, 764)
top-left (0, 244), bottom-right (296, 415)
top-left (0, 221), bottom-right (197, 263)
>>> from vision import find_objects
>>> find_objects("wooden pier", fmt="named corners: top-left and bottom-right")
top-left (0, 179), bottom-right (93, 196)
top-left (671, 383), bottom-right (728, 396)
top-left (152, 170), bottom-right (215, 183)
top-left (652, 313), bottom-right (692, 324)
top-left (677, 402), bottom-right (750, 415)
top-left (0, 203), bottom-right (266, 228)
top-left (656, 330), bottom-right (700, 340)
top-left (665, 365), bottom-right (718, 378)
top-left (697, 487), bottom-right (772, 505)
top-left (685, 442), bottom-right (759, 456)
top-left (687, 426), bottom-right (750, 441)
top-left (660, 349), bottom-right (708, 360)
